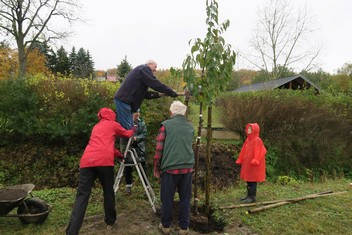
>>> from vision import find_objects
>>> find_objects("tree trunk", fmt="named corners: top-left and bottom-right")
top-left (193, 102), bottom-right (203, 214)
top-left (17, 38), bottom-right (27, 79)
top-left (205, 104), bottom-right (213, 215)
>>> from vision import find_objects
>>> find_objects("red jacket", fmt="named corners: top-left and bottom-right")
top-left (80, 108), bottom-right (134, 168)
top-left (236, 123), bottom-right (267, 182)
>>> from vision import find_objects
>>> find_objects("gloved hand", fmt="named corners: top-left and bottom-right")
top-left (145, 91), bottom-right (160, 99)
top-left (170, 91), bottom-right (178, 97)
top-left (235, 159), bottom-right (242, 165)
top-left (131, 125), bottom-right (137, 133)
top-left (115, 150), bottom-right (124, 159)
top-left (150, 91), bottom-right (160, 98)
top-left (251, 159), bottom-right (260, 166)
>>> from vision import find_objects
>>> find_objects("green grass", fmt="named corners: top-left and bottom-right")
top-left (188, 103), bottom-right (224, 128)
top-left (212, 178), bottom-right (352, 235)
top-left (0, 178), bottom-right (351, 234)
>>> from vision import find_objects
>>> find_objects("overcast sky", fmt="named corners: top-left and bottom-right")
top-left (64, 0), bottom-right (352, 74)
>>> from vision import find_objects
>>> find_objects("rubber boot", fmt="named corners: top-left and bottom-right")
top-left (240, 195), bottom-right (248, 202)
top-left (240, 183), bottom-right (251, 202)
top-left (240, 189), bottom-right (248, 202)
top-left (242, 183), bottom-right (257, 203)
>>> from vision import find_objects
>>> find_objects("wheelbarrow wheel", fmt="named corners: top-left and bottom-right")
top-left (17, 198), bottom-right (49, 224)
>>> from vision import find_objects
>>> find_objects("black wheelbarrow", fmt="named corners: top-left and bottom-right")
top-left (0, 183), bottom-right (52, 224)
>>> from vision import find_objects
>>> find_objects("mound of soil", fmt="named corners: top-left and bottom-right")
top-left (197, 142), bottom-right (241, 189)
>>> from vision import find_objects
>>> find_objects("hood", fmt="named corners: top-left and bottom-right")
top-left (98, 107), bottom-right (116, 121)
top-left (246, 123), bottom-right (260, 139)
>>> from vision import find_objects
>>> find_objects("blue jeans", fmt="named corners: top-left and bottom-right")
top-left (160, 172), bottom-right (192, 230)
top-left (114, 98), bottom-right (133, 130)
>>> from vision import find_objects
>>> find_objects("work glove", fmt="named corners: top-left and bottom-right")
top-left (131, 125), bottom-right (137, 133)
top-left (170, 91), bottom-right (178, 97)
top-left (114, 150), bottom-right (124, 159)
top-left (251, 159), bottom-right (260, 166)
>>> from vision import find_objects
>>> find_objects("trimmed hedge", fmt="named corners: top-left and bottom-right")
top-left (217, 89), bottom-right (352, 180)
top-left (0, 75), bottom-right (175, 187)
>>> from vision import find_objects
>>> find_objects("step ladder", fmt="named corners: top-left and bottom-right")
top-left (114, 137), bottom-right (156, 213)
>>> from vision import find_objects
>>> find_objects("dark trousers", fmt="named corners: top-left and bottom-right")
top-left (160, 172), bottom-right (192, 230)
top-left (124, 161), bottom-right (148, 186)
top-left (66, 166), bottom-right (116, 235)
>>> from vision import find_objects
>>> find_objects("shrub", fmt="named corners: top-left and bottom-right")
top-left (0, 75), bottom-right (181, 187)
top-left (0, 75), bottom-right (118, 145)
top-left (217, 89), bottom-right (352, 179)
top-left (277, 176), bottom-right (299, 186)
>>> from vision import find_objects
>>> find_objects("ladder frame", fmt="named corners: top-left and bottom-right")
top-left (113, 137), bottom-right (156, 213)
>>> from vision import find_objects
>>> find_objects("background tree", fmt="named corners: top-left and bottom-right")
top-left (247, 0), bottom-right (321, 80)
top-left (55, 46), bottom-right (70, 76)
top-left (69, 47), bottom-right (78, 77)
top-left (26, 48), bottom-right (50, 76)
top-left (72, 47), bottom-right (94, 79)
top-left (32, 41), bottom-right (57, 73)
top-left (0, 41), bottom-right (17, 79)
top-left (94, 70), bottom-right (106, 78)
top-left (107, 68), bottom-right (117, 77)
top-left (337, 63), bottom-right (352, 77)
top-left (116, 55), bottom-right (132, 82)
top-left (0, 0), bottom-right (80, 78)
top-left (1, 41), bottom-right (48, 78)
top-left (300, 69), bottom-right (331, 89)
top-left (182, 0), bottom-right (236, 214)
top-left (227, 69), bottom-right (258, 90)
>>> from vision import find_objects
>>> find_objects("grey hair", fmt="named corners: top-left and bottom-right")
top-left (170, 101), bottom-right (187, 116)
top-left (146, 59), bottom-right (157, 66)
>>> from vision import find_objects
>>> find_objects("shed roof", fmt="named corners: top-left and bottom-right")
top-left (233, 75), bottom-right (321, 93)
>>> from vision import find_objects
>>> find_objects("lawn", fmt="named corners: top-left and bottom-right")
top-left (187, 103), bottom-right (224, 128)
top-left (0, 178), bottom-right (351, 234)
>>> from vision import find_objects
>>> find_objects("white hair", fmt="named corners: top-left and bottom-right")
top-left (170, 101), bottom-right (187, 116)
top-left (146, 59), bottom-right (157, 66)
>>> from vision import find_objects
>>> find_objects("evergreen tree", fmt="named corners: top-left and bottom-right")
top-left (29, 41), bottom-right (56, 74)
top-left (69, 47), bottom-right (78, 77)
top-left (55, 46), bottom-right (70, 76)
top-left (117, 56), bottom-right (132, 82)
top-left (86, 50), bottom-right (95, 79)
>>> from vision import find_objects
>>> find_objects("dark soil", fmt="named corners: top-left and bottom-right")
top-left (77, 142), bottom-right (253, 235)
top-left (197, 142), bottom-right (240, 190)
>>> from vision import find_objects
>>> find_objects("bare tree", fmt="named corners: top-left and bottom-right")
top-left (0, 0), bottom-right (81, 78)
top-left (247, 0), bottom-right (321, 80)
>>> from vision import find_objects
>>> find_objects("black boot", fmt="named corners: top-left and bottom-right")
top-left (242, 182), bottom-right (257, 203)
top-left (240, 195), bottom-right (248, 201)
top-left (240, 187), bottom-right (249, 201)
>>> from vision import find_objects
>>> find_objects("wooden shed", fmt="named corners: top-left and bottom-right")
top-left (233, 75), bottom-right (321, 94)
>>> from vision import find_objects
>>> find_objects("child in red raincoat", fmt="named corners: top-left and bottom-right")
top-left (235, 123), bottom-right (267, 203)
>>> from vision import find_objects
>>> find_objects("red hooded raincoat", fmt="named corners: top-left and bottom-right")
top-left (80, 108), bottom-right (134, 168)
top-left (236, 123), bottom-right (267, 182)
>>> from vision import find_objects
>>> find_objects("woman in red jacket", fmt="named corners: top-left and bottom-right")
top-left (66, 108), bottom-right (135, 235)
top-left (235, 123), bottom-right (267, 203)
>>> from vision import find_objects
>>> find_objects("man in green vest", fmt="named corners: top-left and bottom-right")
top-left (153, 100), bottom-right (194, 235)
